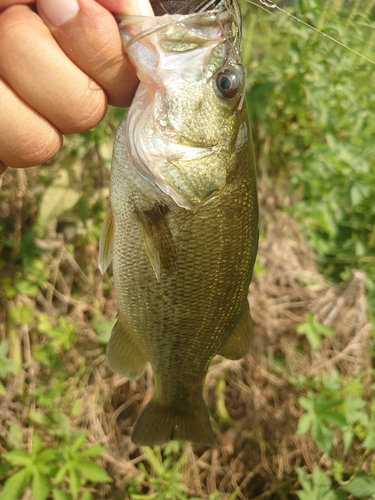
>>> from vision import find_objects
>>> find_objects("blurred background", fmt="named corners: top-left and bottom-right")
top-left (1, 0), bottom-right (374, 498)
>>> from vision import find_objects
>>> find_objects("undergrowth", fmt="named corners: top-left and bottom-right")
top-left (1, 0), bottom-right (375, 498)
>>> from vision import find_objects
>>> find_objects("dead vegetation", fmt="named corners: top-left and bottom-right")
top-left (0, 166), bottom-right (372, 500)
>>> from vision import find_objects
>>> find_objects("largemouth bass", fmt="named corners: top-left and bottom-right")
top-left (98, 0), bottom-right (258, 446)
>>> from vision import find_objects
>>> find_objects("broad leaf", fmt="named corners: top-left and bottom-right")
top-left (52, 489), bottom-right (70, 500)
top-left (69, 467), bottom-right (81, 500)
top-left (32, 468), bottom-right (51, 500)
top-left (38, 168), bottom-right (81, 230)
top-left (79, 445), bottom-right (105, 458)
top-left (0, 468), bottom-right (31, 500)
top-left (77, 461), bottom-right (113, 483)
top-left (342, 473), bottom-right (375, 498)
top-left (3, 450), bottom-right (32, 467)
top-left (81, 492), bottom-right (93, 500)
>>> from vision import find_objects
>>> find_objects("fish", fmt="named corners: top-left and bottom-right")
top-left (98, 0), bottom-right (259, 446)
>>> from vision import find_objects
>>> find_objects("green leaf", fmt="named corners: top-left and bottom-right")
top-left (342, 473), bottom-right (375, 498)
top-left (0, 341), bottom-right (21, 379)
top-left (0, 340), bottom-right (8, 357)
top-left (81, 491), bottom-right (93, 500)
top-left (54, 464), bottom-right (69, 485)
top-left (77, 461), bottom-right (113, 483)
top-left (38, 167), bottom-right (81, 229)
top-left (7, 424), bottom-right (23, 447)
top-left (92, 319), bottom-right (116, 345)
top-left (323, 412), bottom-right (347, 428)
top-left (32, 468), bottom-right (51, 500)
top-left (297, 391), bottom-right (346, 454)
top-left (312, 420), bottom-right (333, 455)
top-left (342, 396), bottom-right (366, 423)
top-left (69, 467), bottom-right (81, 500)
top-left (296, 467), bottom-right (346, 500)
top-left (14, 280), bottom-right (38, 296)
top-left (297, 413), bottom-right (313, 435)
top-left (316, 323), bottom-right (335, 338)
top-left (38, 448), bottom-right (59, 464)
top-left (0, 468), bottom-right (31, 500)
top-left (9, 305), bottom-right (34, 326)
top-left (79, 445), bottom-right (105, 458)
top-left (312, 466), bottom-right (332, 494)
top-left (350, 184), bottom-right (363, 206)
top-left (37, 314), bottom-right (53, 334)
top-left (297, 321), bottom-right (321, 351)
top-left (4, 450), bottom-right (32, 467)
top-left (296, 467), bottom-right (312, 493)
top-left (341, 425), bottom-right (354, 456)
top-left (297, 315), bottom-right (336, 352)
top-left (32, 434), bottom-right (44, 456)
top-left (52, 489), bottom-right (70, 500)
top-left (28, 410), bottom-right (49, 426)
top-left (362, 429), bottom-right (375, 450)
top-left (72, 433), bottom-right (87, 452)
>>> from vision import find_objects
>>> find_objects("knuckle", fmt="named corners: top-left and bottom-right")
top-left (62, 84), bottom-right (107, 134)
top-left (0, 5), bottom-right (42, 43)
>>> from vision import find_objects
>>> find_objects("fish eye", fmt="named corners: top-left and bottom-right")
top-left (215, 69), bottom-right (241, 99)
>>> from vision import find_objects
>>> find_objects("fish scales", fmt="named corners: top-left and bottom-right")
top-left (99, 0), bottom-right (258, 446)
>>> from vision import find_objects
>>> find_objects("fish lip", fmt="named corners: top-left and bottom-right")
top-left (116, 12), bottom-right (233, 58)
top-left (115, 0), bottom-right (234, 24)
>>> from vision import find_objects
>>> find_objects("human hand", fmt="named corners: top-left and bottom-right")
top-left (0, 0), bottom-right (153, 173)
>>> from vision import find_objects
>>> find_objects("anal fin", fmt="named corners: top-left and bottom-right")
top-left (106, 316), bottom-right (148, 379)
top-left (135, 205), bottom-right (177, 281)
top-left (218, 301), bottom-right (253, 360)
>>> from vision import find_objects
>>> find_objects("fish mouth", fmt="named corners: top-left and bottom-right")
top-left (118, 0), bottom-right (244, 209)
top-left (116, 0), bottom-right (244, 105)
top-left (116, 0), bottom-right (242, 58)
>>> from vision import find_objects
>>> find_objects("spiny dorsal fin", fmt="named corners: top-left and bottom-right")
top-left (135, 206), bottom-right (178, 281)
top-left (98, 206), bottom-right (114, 275)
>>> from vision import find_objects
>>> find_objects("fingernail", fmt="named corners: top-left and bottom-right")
top-left (137, 0), bottom-right (154, 16)
top-left (39, 0), bottom-right (79, 27)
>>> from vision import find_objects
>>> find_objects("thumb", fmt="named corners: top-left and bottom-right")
top-left (37, 0), bottom-right (140, 107)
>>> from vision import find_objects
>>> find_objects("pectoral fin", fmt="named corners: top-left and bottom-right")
top-left (106, 317), bottom-right (148, 379)
top-left (135, 206), bottom-right (177, 281)
top-left (218, 301), bottom-right (253, 360)
top-left (98, 207), bottom-right (114, 274)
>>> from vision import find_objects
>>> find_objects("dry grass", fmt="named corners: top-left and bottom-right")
top-left (0, 166), bottom-right (371, 499)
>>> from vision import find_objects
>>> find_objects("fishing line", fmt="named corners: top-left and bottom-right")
top-left (257, 0), bottom-right (375, 67)
top-left (246, 0), bottom-right (275, 16)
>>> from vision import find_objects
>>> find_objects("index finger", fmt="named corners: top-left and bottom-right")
top-left (0, 0), bottom-right (34, 11)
